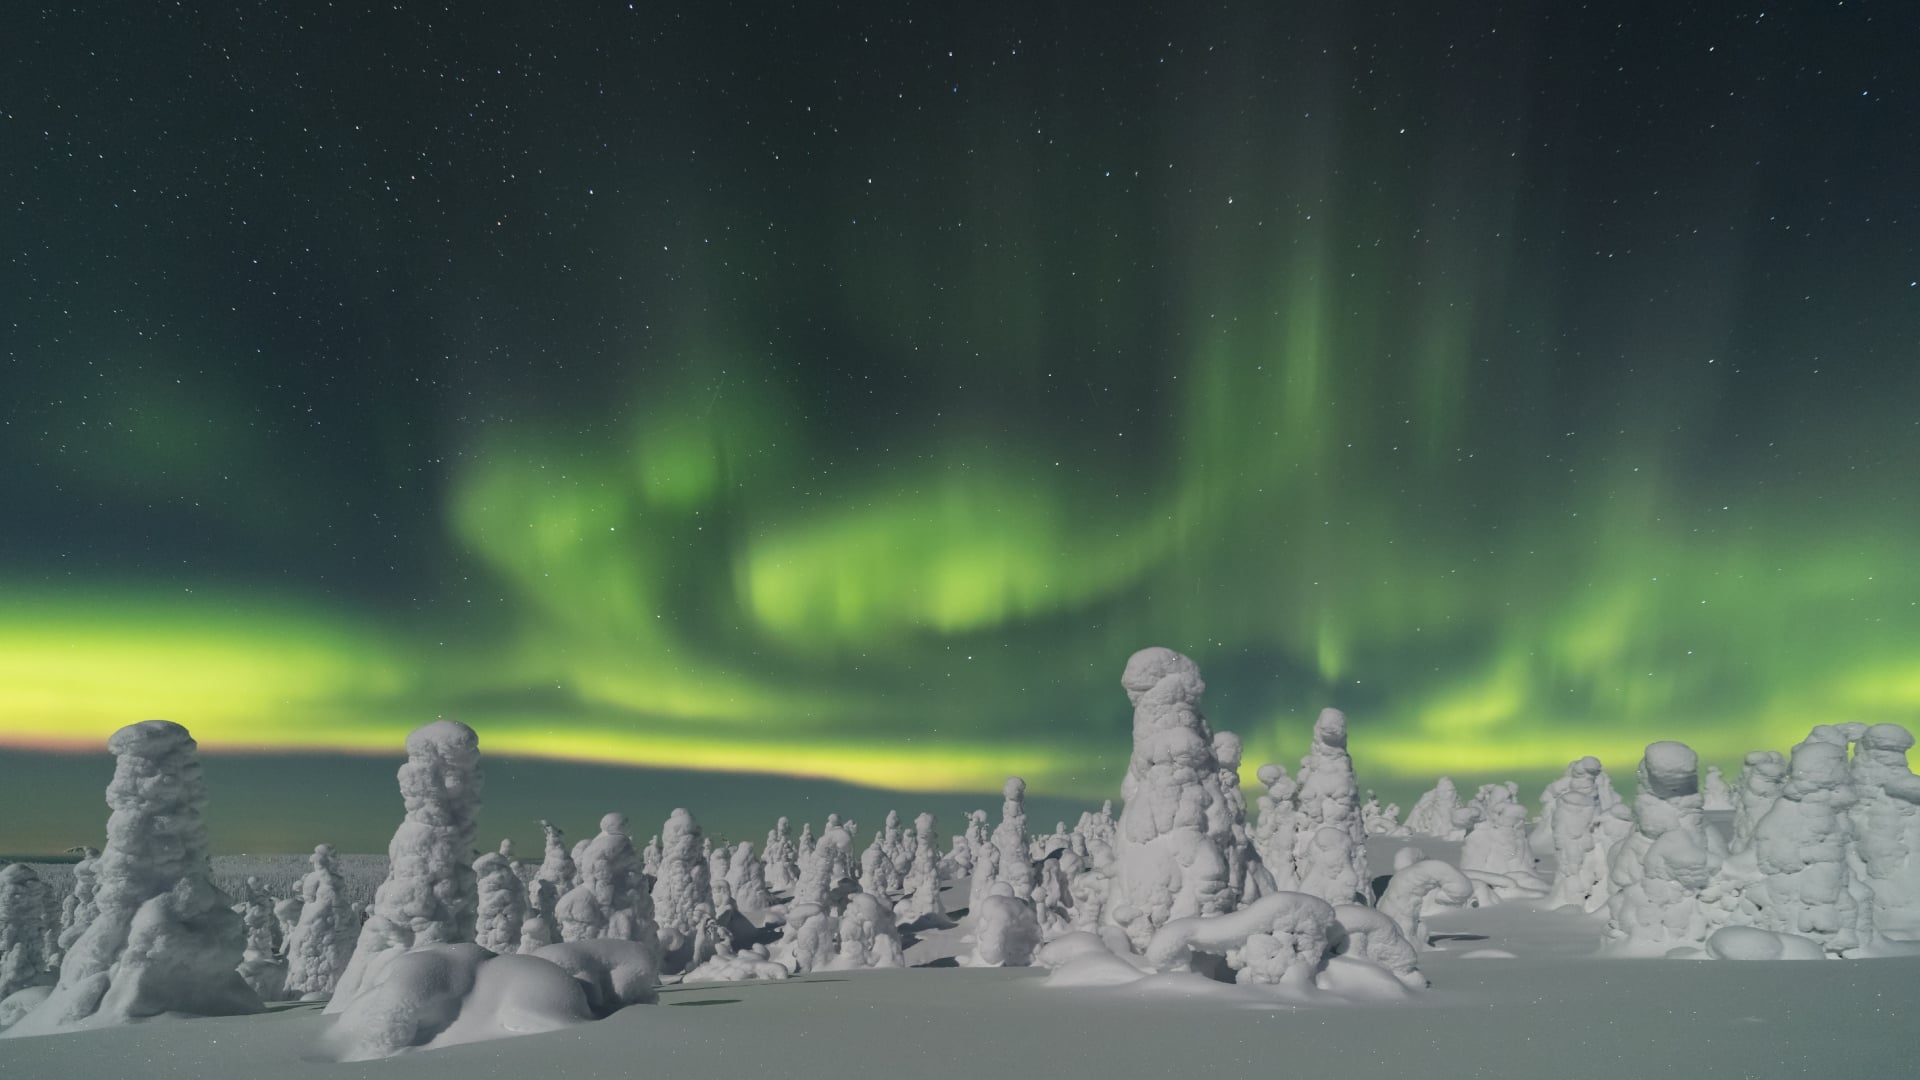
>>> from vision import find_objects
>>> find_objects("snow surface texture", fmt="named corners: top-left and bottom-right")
top-left (319, 944), bottom-right (592, 1062)
top-left (326, 720), bottom-right (483, 1015)
top-left (3, 720), bottom-right (262, 1037)
top-left (1109, 647), bottom-right (1234, 948)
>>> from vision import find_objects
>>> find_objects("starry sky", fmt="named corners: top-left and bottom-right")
top-left (3, 2), bottom-right (1917, 854)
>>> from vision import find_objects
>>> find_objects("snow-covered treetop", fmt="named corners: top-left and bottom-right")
top-left (1639, 741), bottom-right (1699, 800)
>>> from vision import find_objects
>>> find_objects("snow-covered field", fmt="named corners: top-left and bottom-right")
top-left (4, 852), bottom-right (1914, 1080)
top-left (7, 841), bottom-right (1912, 1076)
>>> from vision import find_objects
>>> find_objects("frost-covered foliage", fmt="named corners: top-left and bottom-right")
top-left (319, 944), bottom-right (592, 1062)
top-left (827, 893), bottom-right (905, 969)
top-left (650, 809), bottom-right (711, 936)
top-left (474, 841), bottom-right (526, 955)
top-left (1604, 741), bottom-right (1724, 956)
top-left (763, 817), bottom-right (799, 893)
top-left (1743, 730), bottom-right (1874, 953)
top-left (1292, 708), bottom-right (1368, 904)
top-left (725, 841), bottom-right (776, 914)
top-left (964, 884), bottom-right (1042, 967)
top-left (1253, 764), bottom-right (1301, 891)
top-left (5, 721), bottom-right (261, 1037)
top-left (992, 778), bottom-right (1036, 900)
top-left (285, 844), bottom-right (356, 999)
top-left (1377, 860), bottom-right (1474, 949)
top-left (327, 720), bottom-right (482, 1015)
top-left (557, 813), bottom-right (658, 957)
top-left (895, 812), bottom-right (951, 927)
top-left (1461, 785), bottom-right (1535, 877)
top-left (231, 876), bottom-right (288, 1001)
top-left (0, 864), bottom-right (53, 1003)
top-left (55, 847), bottom-right (100, 958)
top-left (1731, 751), bottom-right (1789, 854)
top-left (1849, 723), bottom-right (1920, 940)
top-left (1406, 777), bottom-right (1469, 840)
top-left (1109, 647), bottom-right (1233, 948)
top-left (1703, 766), bottom-right (1735, 812)
top-left (793, 824), bottom-right (855, 911)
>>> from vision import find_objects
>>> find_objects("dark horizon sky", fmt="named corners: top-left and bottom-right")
top-left (3, 1), bottom-right (1917, 853)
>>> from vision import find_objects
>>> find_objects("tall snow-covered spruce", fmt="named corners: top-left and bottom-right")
top-left (326, 719), bottom-right (483, 1013)
top-left (5, 721), bottom-right (261, 1037)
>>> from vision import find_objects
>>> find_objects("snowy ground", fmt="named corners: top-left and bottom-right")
top-left (7, 838), bottom-right (1917, 1080)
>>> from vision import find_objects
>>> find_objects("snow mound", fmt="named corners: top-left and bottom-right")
top-left (319, 944), bottom-right (591, 1061)
top-left (1705, 926), bottom-right (1826, 961)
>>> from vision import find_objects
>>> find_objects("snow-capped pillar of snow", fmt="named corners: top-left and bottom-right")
top-left (285, 844), bottom-right (356, 999)
top-left (1108, 646), bottom-right (1233, 949)
top-left (7, 721), bottom-right (261, 1035)
top-left (326, 720), bottom-right (482, 1014)
top-left (993, 778), bottom-right (1036, 900)
top-left (0, 864), bottom-right (52, 1004)
top-left (1731, 751), bottom-right (1789, 854)
top-left (1603, 741), bottom-right (1724, 956)
top-left (1377, 859), bottom-right (1474, 949)
top-left (474, 841), bottom-right (527, 955)
top-left (1290, 708), bottom-right (1370, 906)
top-left (1747, 730), bottom-right (1874, 954)
top-left (1848, 723), bottom-right (1920, 939)
top-left (1253, 764), bottom-right (1302, 891)
top-left (650, 808), bottom-right (712, 937)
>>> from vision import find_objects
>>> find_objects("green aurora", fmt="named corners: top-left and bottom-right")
top-left (2, 2), bottom-right (1917, 851)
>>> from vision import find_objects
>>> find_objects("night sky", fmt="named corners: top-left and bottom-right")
top-left (4, 2), bottom-right (1917, 854)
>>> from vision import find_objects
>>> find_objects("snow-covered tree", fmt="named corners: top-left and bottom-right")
top-left (651, 809), bottom-right (711, 936)
top-left (534, 820), bottom-right (579, 897)
top-left (860, 826), bottom-right (900, 897)
top-left (706, 844), bottom-right (731, 909)
top-left (1546, 758), bottom-right (1607, 909)
top-left (1107, 647), bottom-right (1233, 948)
top-left (827, 893), bottom-right (904, 969)
top-left (1745, 731), bottom-right (1874, 954)
top-left (1213, 731), bottom-right (1259, 907)
top-left (1252, 764), bottom-right (1301, 891)
top-left (1406, 777), bottom-right (1469, 840)
top-left (1378, 859), bottom-right (1474, 950)
top-left (1292, 708), bottom-right (1368, 895)
top-left (327, 720), bottom-right (482, 1014)
top-left (726, 841), bottom-right (776, 915)
top-left (6, 721), bottom-right (260, 1035)
top-left (964, 884), bottom-right (1042, 967)
top-left (1703, 766), bottom-right (1736, 812)
top-left (762, 818), bottom-right (799, 893)
top-left (557, 813), bottom-right (658, 958)
top-left (285, 844), bottom-right (356, 999)
top-left (474, 841), bottom-right (527, 955)
top-left (232, 876), bottom-right (288, 1001)
top-left (1461, 786), bottom-right (1535, 877)
top-left (0, 863), bottom-right (53, 1004)
top-left (1731, 751), bottom-right (1789, 854)
top-left (992, 778), bottom-right (1036, 900)
top-left (54, 846), bottom-right (100, 959)
top-left (1604, 741), bottom-right (1723, 956)
top-left (1849, 723), bottom-right (1920, 939)
top-left (895, 813), bottom-right (950, 927)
